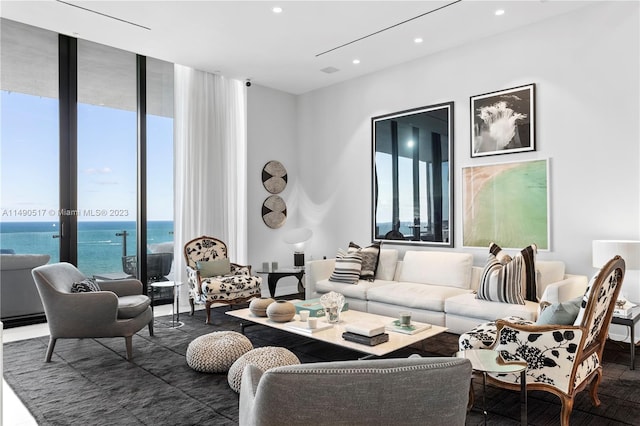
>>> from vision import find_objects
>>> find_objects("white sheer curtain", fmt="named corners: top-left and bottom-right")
top-left (173, 64), bottom-right (248, 292)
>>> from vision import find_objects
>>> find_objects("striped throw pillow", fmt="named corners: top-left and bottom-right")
top-left (476, 243), bottom-right (538, 305)
top-left (328, 249), bottom-right (363, 284)
top-left (347, 241), bottom-right (381, 281)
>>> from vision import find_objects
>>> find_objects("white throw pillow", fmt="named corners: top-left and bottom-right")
top-left (375, 249), bottom-right (399, 281)
top-left (398, 251), bottom-right (473, 289)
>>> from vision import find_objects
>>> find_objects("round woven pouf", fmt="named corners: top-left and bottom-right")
top-left (186, 331), bottom-right (253, 373)
top-left (227, 346), bottom-right (300, 393)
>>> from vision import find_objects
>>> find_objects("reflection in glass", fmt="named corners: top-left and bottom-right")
top-left (372, 102), bottom-right (453, 247)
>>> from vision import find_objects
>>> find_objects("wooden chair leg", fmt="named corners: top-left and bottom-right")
top-left (559, 395), bottom-right (574, 426)
top-left (589, 370), bottom-right (603, 407)
top-left (189, 298), bottom-right (195, 316)
top-left (148, 319), bottom-right (154, 337)
top-left (45, 337), bottom-right (57, 362)
top-left (125, 336), bottom-right (133, 361)
top-left (205, 300), bottom-right (212, 324)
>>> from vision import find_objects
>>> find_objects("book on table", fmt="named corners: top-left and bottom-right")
top-left (385, 320), bottom-right (432, 335)
top-left (344, 322), bottom-right (386, 337)
top-left (342, 332), bottom-right (389, 346)
top-left (613, 300), bottom-right (637, 318)
top-left (284, 320), bottom-right (333, 334)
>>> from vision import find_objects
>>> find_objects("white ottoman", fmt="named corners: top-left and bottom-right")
top-left (227, 346), bottom-right (300, 393)
top-left (186, 331), bottom-right (253, 373)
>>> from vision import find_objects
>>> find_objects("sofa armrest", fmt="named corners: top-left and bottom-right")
top-left (239, 364), bottom-right (264, 426)
top-left (539, 274), bottom-right (589, 305)
top-left (305, 259), bottom-right (335, 299)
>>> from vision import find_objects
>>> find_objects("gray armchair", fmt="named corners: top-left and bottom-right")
top-left (31, 262), bottom-right (154, 362)
top-left (239, 356), bottom-right (472, 426)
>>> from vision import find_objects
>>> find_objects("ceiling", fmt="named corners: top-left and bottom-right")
top-left (1, 0), bottom-right (592, 95)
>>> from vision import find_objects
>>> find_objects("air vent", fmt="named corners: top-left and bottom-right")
top-left (320, 66), bottom-right (340, 74)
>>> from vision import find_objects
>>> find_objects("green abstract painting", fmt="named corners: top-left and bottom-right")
top-left (462, 159), bottom-right (548, 249)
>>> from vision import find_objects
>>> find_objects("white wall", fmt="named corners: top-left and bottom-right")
top-left (294, 2), bottom-right (639, 276)
top-left (247, 84), bottom-right (301, 296)
top-left (247, 2), bottom-right (640, 302)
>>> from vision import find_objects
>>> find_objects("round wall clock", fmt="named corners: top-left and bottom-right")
top-left (262, 195), bottom-right (287, 229)
top-left (262, 160), bottom-right (287, 194)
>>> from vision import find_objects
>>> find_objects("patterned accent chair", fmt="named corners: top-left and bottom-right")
top-left (459, 256), bottom-right (625, 426)
top-left (184, 236), bottom-right (262, 324)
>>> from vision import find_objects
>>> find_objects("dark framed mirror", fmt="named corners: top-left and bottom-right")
top-left (372, 102), bottom-right (454, 247)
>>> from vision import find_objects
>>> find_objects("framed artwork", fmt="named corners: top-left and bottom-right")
top-left (462, 158), bottom-right (549, 250)
top-left (470, 83), bottom-right (535, 157)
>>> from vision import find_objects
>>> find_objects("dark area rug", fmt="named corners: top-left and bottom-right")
top-left (4, 304), bottom-right (640, 425)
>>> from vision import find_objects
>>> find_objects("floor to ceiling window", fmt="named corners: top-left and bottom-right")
top-left (1, 19), bottom-right (174, 285)
top-left (145, 57), bottom-right (175, 284)
top-left (0, 19), bottom-right (60, 262)
top-left (77, 39), bottom-right (138, 275)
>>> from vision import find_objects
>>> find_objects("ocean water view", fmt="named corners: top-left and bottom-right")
top-left (0, 221), bottom-right (174, 276)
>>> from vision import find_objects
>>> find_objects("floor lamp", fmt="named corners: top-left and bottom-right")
top-left (592, 239), bottom-right (640, 303)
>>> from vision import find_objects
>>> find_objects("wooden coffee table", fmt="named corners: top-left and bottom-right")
top-left (226, 307), bottom-right (448, 358)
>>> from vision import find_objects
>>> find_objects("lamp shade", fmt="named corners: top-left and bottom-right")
top-left (592, 240), bottom-right (640, 270)
top-left (283, 228), bottom-right (313, 251)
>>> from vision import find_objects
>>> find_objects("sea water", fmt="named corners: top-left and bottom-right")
top-left (0, 221), bottom-right (174, 276)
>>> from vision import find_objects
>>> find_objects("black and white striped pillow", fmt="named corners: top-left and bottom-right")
top-left (347, 241), bottom-right (381, 281)
top-left (328, 249), bottom-right (363, 284)
top-left (71, 277), bottom-right (101, 293)
top-left (476, 243), bottom-right (537, 305)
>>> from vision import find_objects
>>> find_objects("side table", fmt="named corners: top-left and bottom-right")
top-left (256, 268), bottom-right (305, 297)
top-left (611, 306), bottom-right (640, 370)
top-left (456, 349), bottom-right (527, 426)
top-left (150, 281), bottom-right (183, 328)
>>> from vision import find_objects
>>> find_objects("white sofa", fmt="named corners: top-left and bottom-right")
top-left (306, 249), bottom-right (589, 334)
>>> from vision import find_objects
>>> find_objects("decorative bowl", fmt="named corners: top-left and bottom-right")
top-left (266, 300), bottom-right (296, 322)
top-left (249, 297), bottom-right (275, 317)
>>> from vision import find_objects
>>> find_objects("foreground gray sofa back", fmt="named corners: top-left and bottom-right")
top-left (240, 356), bottom-right (472, 426)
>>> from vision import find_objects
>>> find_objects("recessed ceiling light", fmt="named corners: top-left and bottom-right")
top-left (352, 59), bottom-right (360, 65)
top-left (495, 9), bottom-right (505, 16)
top-left (414, 37), bottom-right (423, 44)
top-left (272, 6), bottom-right (283, 14)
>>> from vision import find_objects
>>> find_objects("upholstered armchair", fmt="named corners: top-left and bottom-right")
top-left (459, 256), bottom-right (625, 426)
top-left (239, 357), bottom-right (472, 426)
top-left (183, 236), bottom-right (261, 324)
top-left (32, 262), bottom-right (154, 362)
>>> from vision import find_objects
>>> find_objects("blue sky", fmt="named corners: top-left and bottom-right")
top-left (0, 91), bottom-right (173, 222)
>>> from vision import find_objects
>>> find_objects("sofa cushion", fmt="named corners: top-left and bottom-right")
top-left (494, 243), bottom-right (538, 301)
top-left (348, 241), bottom-right (381, 281)
top-left (535, 261), bottom-right (566, 298)
top-left (117, 295), bottom-right (151, 319)
top-left (476, 251), bottom-right (524, 305)
top-left (328, 250), bottom-right (362, 284)
top-left (445, 292), bottom-right (538, 322)
top-left (536, 296), bottom-right (582, 325)
top-left (375, 249), bottom-right (398, 281)
top-left (367, 282), bottom-right (472, 312)
top-left (476, 243), bottom-right (537, 304)
top-left (316, 279), bottom-right (393, 300)
top-left (398, 251), bottom-right (473, 289)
